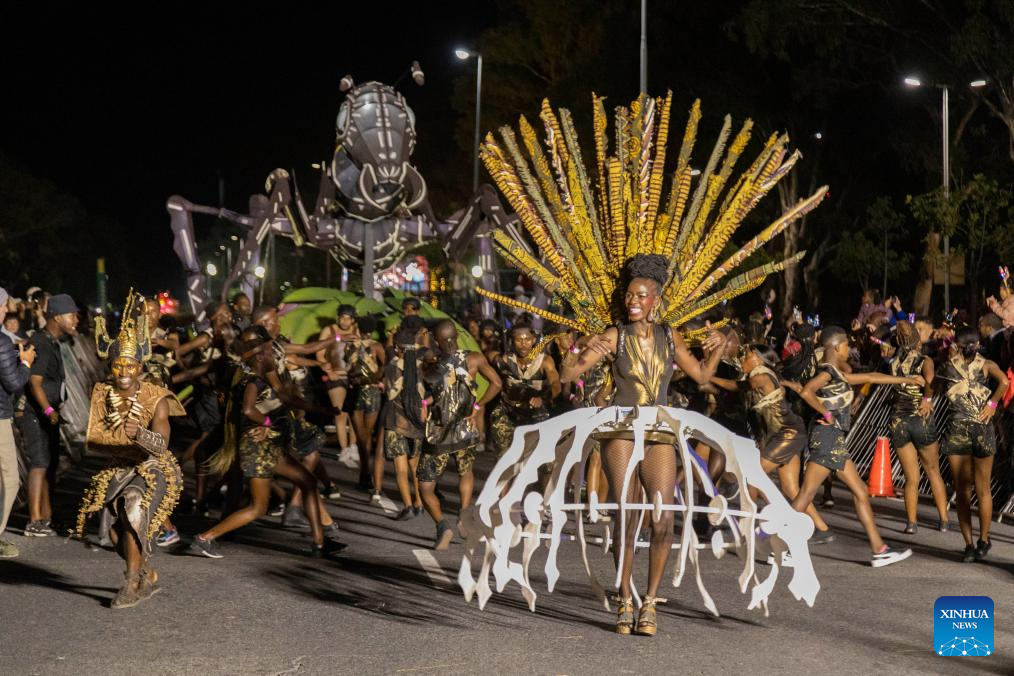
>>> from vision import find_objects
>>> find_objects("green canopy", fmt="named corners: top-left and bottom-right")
top-left (278, 300), bottom-right (341, 343)
top-left (278, 288), bottom-right (489, 397)
top-left (282, 287), bottom-right (357, 304)
top-left (353, 296), bottom-right (390, 316)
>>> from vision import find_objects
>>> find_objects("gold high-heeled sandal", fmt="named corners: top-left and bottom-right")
top-left (615, 597), bottom-right (634, 635)
top-left (634, 596), bottom-right (665, 636)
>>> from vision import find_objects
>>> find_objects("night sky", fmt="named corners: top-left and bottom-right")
top-left (2, 3), bottom-right (498, 297)
top-left (3, 2), bottom-right (1008, 320)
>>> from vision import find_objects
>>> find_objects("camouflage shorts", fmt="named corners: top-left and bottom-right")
top-left (807, 423), bottom-right (850, 471)
top-left (943, 420), bottom-right (996, 458)
top-left (384, 430), bottom-right (422, 460)
top-left (355, 385), bottom-right (382, 414)
top-left (416, 446), bottom-right (477, 482)
top-left (490, 403), bottom-right (548, 458)
top-left (239, 429), bottom-right (285, 479)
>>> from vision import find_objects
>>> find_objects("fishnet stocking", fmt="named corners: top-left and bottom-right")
top-left (603, 439), bottom-right (676, 598)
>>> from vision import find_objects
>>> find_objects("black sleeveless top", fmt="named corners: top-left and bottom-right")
top-left (889, 349), bottom-right (925, 417)
top-left (494, 353), bottom-right (551, 423)
top-left (611, 324), bottom-right (675, 407)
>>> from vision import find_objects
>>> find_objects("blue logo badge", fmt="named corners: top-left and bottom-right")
top-left (935, 596), bottom-right (994, 657)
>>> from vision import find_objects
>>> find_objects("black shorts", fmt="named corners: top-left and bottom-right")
top-left (14, 408), bottom-right (50, 470)
top-left (354, 385), bottom-right (382, 414)
top-left (888, 414), bottom-right (936, 449)
top-left (291, 418), bottom-right (325, 458)
top-left (192, 389), bottom-right (223, 434)
top-left (325, 377), bottom-right (349, 392)
top-left (807, 423), bottom-right (850, 471)
top-left (943, 420), bottom-right (996, 458)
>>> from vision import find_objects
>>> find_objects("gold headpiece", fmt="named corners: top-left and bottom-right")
top-left (95, 289), bottom-right (151, 362)
top-left (478, 93), bottom-right (828, 333)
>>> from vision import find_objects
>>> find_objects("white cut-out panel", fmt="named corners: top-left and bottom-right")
top-left (459, 406), bottom-right (820, 617)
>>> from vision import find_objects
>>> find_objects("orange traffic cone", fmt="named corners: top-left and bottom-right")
top-left (867, 436), bottom-right (896, 498)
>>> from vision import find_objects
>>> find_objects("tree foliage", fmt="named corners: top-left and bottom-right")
top-left (831, 197), bottom-right (911, 293)
top-left (0, 154), bottom-right (136, 305)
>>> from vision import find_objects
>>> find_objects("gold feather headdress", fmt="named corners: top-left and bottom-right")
top-left (95, 289), bottom-right (152, 362)
top-left (477, 93), bottom-right (827, 333)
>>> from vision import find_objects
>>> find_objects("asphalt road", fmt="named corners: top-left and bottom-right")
top-left (2, 449), bottom-right (1013, 676)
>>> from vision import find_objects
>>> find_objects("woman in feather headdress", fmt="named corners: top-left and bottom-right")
top-left (558, 252), bottom-right (726, 634)
top-left (473, 92), bottom-right (827, 634)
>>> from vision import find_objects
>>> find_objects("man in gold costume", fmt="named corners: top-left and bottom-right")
top-left (74, 293), bottom-right (185, 609)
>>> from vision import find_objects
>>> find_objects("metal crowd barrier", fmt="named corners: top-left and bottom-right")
top-left (845, 385), bottom-right (1014, 521)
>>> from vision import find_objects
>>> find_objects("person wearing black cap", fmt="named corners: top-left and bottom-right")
top-left (23, 292), bottom-right (79, 536)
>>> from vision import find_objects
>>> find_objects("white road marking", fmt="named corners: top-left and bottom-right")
top-left (412, 548), bottom-right (453, 588)
top-left (395, 663), bottom-right (468, 673)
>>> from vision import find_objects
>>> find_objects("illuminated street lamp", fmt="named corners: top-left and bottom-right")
top-left (471, 264), bottom-right (484, 279)
top-left (254, 265), bottom-right (266, 279)
top-left (455, 47), bottom-right (483, 192)
top-left (902, 74), bottom-right (989, 310)
top-left (206, 262), bottom-right (218, 276)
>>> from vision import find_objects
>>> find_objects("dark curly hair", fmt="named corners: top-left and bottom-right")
top-left (624, 253), bottom-right (669, 292)
top-left (605, 254), bottom-right (671, 322)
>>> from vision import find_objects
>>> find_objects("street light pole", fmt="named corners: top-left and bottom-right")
top-left (458, 47), bottom-right (497, 317)
top-left (472, 53), bottom-right (483, 193)
top-left (904, 75), bottom-right (987, 312)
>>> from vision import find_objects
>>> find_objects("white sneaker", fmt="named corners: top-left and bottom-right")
top-left (370, 491), bottom-right (383, 504)
top-left (765, 552), bottom-right (794, 568)
top-left (871, 545), bottom-right (912, 568)
top-left (338, 445), bottom-right (360, 469)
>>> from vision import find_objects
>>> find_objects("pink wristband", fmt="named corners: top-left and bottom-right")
top-left (569, 345), bottom-right (580, 355)
top-left (43, 406), bottom-right (54, 416)
top-left (263, 416), bottom-right (272, 427)
top-left (822, 411), bottom-right (833, 423)
top-left (473, 403), bottom-right (481, 411)
top-left (988, 400), bottom-right (998, 410)
top-left (921, 396), bottom-right (932, 403)
top-left (576, 379), bottom-right (584, 388)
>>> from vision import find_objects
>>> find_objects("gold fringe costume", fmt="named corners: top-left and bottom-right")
top-left (76, 291), bottom-right (186, 553)
top-left (74, 381), bottom-right (185, 553)
top-left (477, 93), bottom-right (826, 335)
